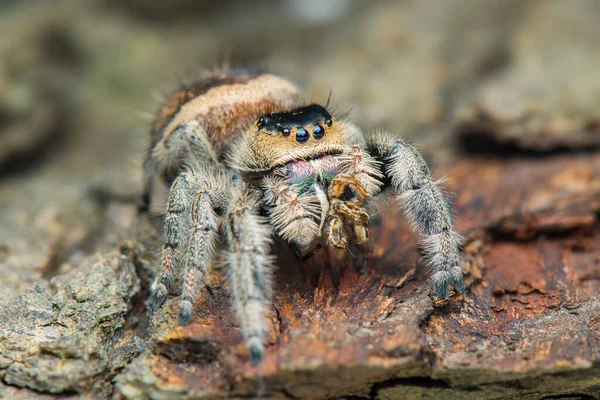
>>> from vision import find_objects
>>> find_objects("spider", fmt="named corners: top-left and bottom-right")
top-left (141, 69), bottom-right (464, 365)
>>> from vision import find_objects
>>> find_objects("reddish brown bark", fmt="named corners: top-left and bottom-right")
top-left (115, 153), bottom-right (600, 399)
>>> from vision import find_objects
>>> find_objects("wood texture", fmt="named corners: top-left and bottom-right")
top-left (116, 153), bottom-right (600, 399)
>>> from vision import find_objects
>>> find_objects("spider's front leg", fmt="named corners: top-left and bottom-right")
top-left (367, 133), bottom-right (465, 298)
top-left (263, 176), bottom-right (321, 260)
top-left (224, 184), bottom-right (275, 365)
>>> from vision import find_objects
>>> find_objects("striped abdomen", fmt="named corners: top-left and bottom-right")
top-left (147, 69), bottom-right (298, 181)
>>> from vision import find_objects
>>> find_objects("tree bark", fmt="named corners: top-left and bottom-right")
top-left (114, 153), bottom-right (600, 400)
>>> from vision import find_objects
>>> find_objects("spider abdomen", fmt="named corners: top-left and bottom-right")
top-left (146, 70), bottom-right (298, 181)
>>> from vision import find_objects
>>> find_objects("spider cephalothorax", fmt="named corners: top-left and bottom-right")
top-left (234, 104), bottom-right (346, 171)
top-left (142, 69), bottom-right (465, 365)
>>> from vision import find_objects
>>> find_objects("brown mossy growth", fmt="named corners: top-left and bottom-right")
top-left (117, 152), bottom-right (600, 399)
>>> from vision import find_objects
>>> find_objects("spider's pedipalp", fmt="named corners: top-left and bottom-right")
top-left (224, 184), bottom-right (275, 365)
top-left (366, 131), bottom-right (464, 298)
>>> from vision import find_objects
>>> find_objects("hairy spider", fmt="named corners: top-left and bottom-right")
top-left (142, 69), bottom-right (464, 365)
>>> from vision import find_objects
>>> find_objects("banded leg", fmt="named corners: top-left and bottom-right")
top-left (142, 118), bottom-right (221, 214)
top-left (368, 132), bottom-right (464, 298)
top-left (149, 173), bottom-right (189, 310)
top-left (338, 145), bottom-right (384, 196)
top-left (224, 186), bottom-right (274, 365)
top-left (179, 188), bottom-right (218, 325)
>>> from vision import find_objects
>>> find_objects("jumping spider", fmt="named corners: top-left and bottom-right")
top-left (142, 69), bottom-right (464, 364)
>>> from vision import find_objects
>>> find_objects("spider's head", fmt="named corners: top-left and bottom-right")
top-left (240, 104), bottom-right (345, 171)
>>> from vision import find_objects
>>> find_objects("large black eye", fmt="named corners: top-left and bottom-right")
top-left (296, 128), bottom-right (309, 143)
top-left (313, 124), bottom-right (324, 139)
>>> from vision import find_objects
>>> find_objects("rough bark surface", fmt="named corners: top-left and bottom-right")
top-left (114, 154), bottom-right (600, 400)
top-left (1, 1), bottom-right (599, 399)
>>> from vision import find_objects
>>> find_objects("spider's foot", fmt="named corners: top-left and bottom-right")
top-left (247, 337), bottom-right (264, 365)
top-left (450, 266), bottom-right (465, 293)
top-left (432, 268), bottom-right (465, 298)
top-left (178, 299), bottom-right (193, 325)
top-left (432, 271), bottom-right (450, 299)
top-left (149, 283), bottom-right (167, 311)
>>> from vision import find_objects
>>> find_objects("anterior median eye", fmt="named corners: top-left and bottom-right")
top-left (296, 128), bottom-right (309, 143)
top-left (313, 124), bottom-right (324, 139)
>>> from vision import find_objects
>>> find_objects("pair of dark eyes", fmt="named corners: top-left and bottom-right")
top-left (282, 124), bottom-right (325, 143)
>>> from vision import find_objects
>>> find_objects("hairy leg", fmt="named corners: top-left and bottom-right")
top-left (142, 119), bottom-right (222, 214)
top-left (146, 118), bottom-right (226, 313)
top-left (149, 173), bottom-right (189, 310)
top-left (367, 132), bottom-right (464, 298)
top-left (147, 119), bottom-right (221, 176)
top-left (338, 144), bottom-right (384, 196)
top-left (149, 166), bottom-right (224, 321)
top-left (179, 188), bottom-right (219, 325)
top-left (224, 184), bottom-right (274, 364)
